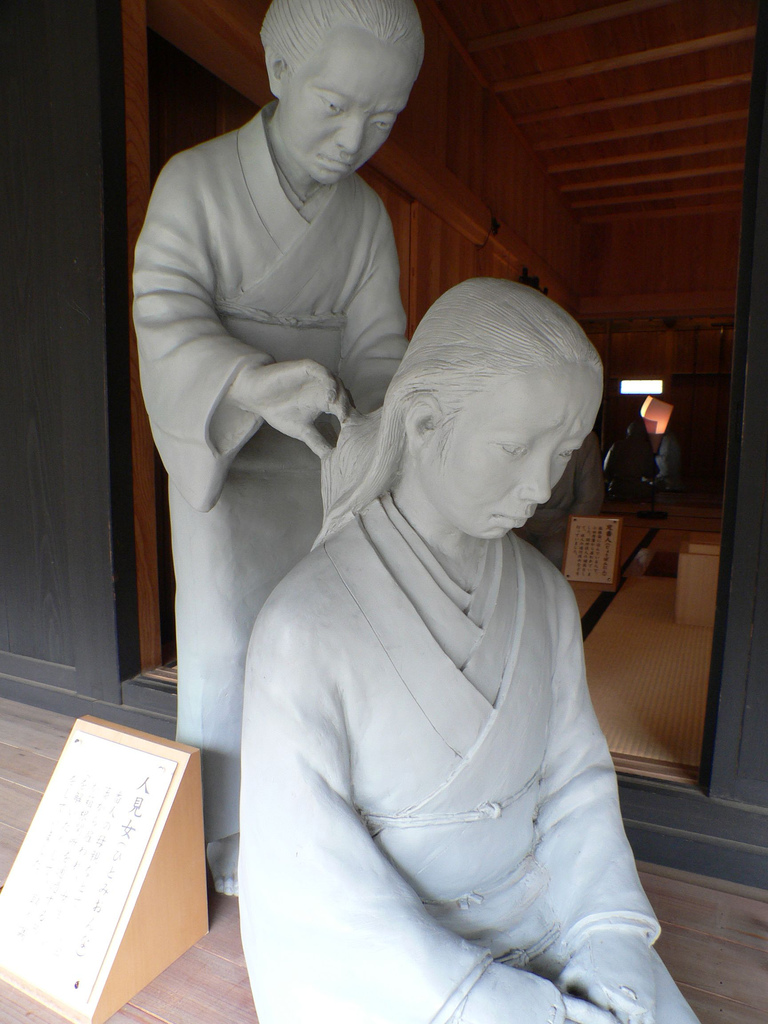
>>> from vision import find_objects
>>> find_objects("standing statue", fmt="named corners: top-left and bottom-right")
top-left (133, 0), bottom-right (423, 893)
top-left (240, 280), bottom-right (700, 1024)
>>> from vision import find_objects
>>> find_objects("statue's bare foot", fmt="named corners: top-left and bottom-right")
top-left (207, 832), bottom-right (239, 895)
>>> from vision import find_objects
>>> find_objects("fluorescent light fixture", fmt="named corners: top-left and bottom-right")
top-left (620, 379), bottom-right (663, 395)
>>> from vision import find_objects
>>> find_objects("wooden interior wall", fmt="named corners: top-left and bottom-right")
top-left (579, 209), bottom-right (742, 318)
top-left (393, 1), bottom-right (581, 307)
top-left (585, 321), bottom-right (733, 488)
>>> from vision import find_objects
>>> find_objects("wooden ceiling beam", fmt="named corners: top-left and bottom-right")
top-left (534, 109), bottom-right (749, 150)
top-left (468, 0), bottom-right (679, 52)
top-left (571, 184), bottom-right (743, 208)
top-left (494, 26), bottom-right (756, 93)
top-left (549, 139), bottom-right (745, 173)
top-left (561, 162), bottom-right (744, 191)
top-left (514, 73), bottom-right (752, 125)
top-left (580, 202), bottom-right (742, 222)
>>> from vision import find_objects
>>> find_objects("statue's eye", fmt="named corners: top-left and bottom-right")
top-left (559, 449), bottom-right (575, 459)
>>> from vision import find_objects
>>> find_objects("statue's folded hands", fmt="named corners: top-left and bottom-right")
top-left (559, 925), bottom-right (657, 1024)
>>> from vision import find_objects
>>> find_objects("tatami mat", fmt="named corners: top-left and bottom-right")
top-left (584, 576), bottom-right (711, 781)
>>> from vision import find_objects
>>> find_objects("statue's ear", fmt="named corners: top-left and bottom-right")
top-left (265, 46), bottom-right (291, 99)
top-left (402, 393), bottom-right (445, 454)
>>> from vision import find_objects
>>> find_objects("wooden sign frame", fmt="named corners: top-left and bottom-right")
top-left (563, 515), bottom-right (623, 591)
top-left (0, 717), bottom-right (208, 1024)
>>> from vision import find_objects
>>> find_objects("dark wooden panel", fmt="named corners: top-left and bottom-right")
top-left (707, 0), bottom-right (768, 806)
top-left (0, 3), bottom-right (77, 668)
top-left (0, 676), bottom-right (175, 740)
top-left (0, 0), bottom-right (140, 702)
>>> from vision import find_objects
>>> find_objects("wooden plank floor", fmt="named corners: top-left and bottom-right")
top-left (1, 696), bottom-right (767, 1023)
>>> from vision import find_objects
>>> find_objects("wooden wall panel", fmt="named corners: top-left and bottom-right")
top-left (408, 203), bottom-right (480, 330)
top-left (358, 165), bottom-right (413, 324)
top-left (580, 209), bottom-right (741, 316)
top-left (123, 0), bottom-right (161, 671)
top-left (484, 96), bottom-right (581, 308)
top-left (392, 1), bottom-right (450, 174)
top-left (444, 46), bottom-right (485, 199)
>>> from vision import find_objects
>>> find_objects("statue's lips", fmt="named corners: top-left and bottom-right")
top-left (491, 504), bottom-right (537, 529)
top-left (491, 514), bottom-right (527, 531)
top-left (317, 154), bottom-right (355, 171)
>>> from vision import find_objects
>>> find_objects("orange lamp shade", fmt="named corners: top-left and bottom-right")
top-left (640, 395), bottom-right (673, 435)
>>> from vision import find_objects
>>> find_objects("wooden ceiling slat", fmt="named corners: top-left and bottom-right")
top-left (561, 162), bottom-right (744, 191)
top-left (548, 139), bottom-right (745, 173)
top-left (571, 184), bottom-right (743, 208)
top-left (581, 202), bottom-right (742, 222)
top-left (514, 73), bottom-right (752, 125)
top-left (493, 26), bottom-right (756, 93)
top-left (467, 0), bottom-right (679, 53)
top-left (535, 109), bottom-right (749, 150)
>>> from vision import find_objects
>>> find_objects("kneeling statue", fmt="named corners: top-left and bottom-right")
top-left (239, 278), bottom-right (700, 1024)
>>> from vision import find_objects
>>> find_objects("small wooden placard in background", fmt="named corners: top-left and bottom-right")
top-left (563, 515), bottom-right (623, 591)
top-left (0, 717), bottom-right (208, 1024)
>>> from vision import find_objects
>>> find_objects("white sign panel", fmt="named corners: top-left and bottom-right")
top-left (0, 730), bottom-right (176, 1012)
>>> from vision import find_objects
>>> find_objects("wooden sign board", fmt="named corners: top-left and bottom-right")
top-left (0, 717), bottom-right (208, 1024)
top-left (563, 515), bottom-right (623, 591)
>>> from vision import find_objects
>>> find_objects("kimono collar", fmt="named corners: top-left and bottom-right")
top-left (236, 103), bottom-right (336, 250)
top-left (360, 496), bottom-right (503, 676)
top-left (324, 498), bottom-right (524, 758)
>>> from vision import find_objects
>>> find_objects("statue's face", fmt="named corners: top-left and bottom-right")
top-left (268, 24), bottom-right (416, 195)
top-left (406, 365), bottom-right (600, 541)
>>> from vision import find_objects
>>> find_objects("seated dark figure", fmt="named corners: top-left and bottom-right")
top-left (603, 419), bottom-right (656, 500)
top-left (239, 280), bottom-right (700, 1024)
top-left (655, 432), bottom-right (683, 492)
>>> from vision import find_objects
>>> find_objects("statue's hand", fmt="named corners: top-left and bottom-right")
top-left (228, 359), bottom-right (351, 457)
top-left (559, 927), bottom-right (656, 1024)
top-left (563, 994), bottom-right (619, 1024)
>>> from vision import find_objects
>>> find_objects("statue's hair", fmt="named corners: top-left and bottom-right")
top-left (317, 278), bottom-right (602, 544)
top-left (261, 0), bottom-right (424, 73)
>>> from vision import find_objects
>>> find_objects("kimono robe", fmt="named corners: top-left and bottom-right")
top-left (240, 495), bottom-right (699, 1023)
top-left (133, 103), bottom-right (407, 840)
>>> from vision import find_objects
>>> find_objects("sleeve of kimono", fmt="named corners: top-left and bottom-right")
top-left (533, 571), bottom-right (659, 954)
top-left (239, 574), bottom-right (569, 1024)
top-left (338, 187), bottom-right (407, 413)
top-left (133, 150), bottom-right (273, 512)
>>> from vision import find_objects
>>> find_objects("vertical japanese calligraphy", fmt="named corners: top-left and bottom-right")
top-left (0, 730), bottom-right (176, 1012)
top-left (563, 516), bottom-right (622, 590)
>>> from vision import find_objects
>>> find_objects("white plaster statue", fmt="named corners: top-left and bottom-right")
top-left (239, 279), bottom-right (700, 1024)
top-left (516, 431), bottom-right (605, 568)
top-left (133, 0), bottom-right (424, 893)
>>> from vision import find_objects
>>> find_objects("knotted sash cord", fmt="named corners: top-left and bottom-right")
top-left (215, 299), bottom-right (348, 330)
top-left (360, 768), bottom-right (541, 841)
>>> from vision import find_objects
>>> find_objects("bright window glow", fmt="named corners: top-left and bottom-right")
top-left (620, 379), bottom-right (663, 395)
